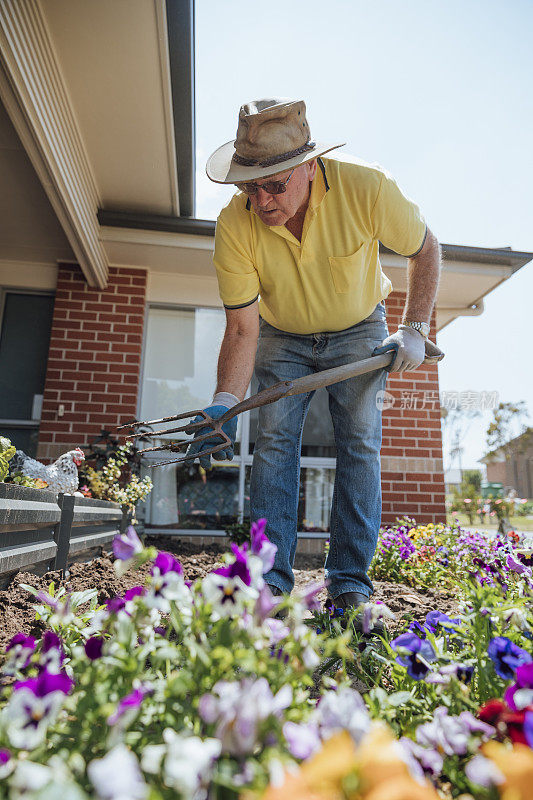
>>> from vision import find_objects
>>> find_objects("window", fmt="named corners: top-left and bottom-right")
top-left (140, 305), bottom-right (335, 534)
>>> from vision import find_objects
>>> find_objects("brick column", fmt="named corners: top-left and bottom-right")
top-left (381, 292), bottom-right (446, 524)
top-left (38, 264), bottom-right (147, 461)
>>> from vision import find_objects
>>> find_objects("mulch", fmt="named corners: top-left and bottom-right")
top-left (0, 536), bottom-right (458, 653)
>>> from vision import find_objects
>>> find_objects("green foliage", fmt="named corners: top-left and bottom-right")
top-left (81, 441), bottom-right (153, 515)
top-left (486, 401), bottom-right (530, 456)
top-left (224, 517), bottom-right (252, 546)
top-left (0, 436), bottom-right (16, 481)
top-left (461, 469), bottom-right (481, 494)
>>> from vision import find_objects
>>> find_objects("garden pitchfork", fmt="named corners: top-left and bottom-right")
top-left (118, 340), bottom-right (444, 467)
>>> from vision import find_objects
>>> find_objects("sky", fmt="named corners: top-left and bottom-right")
top-left (194, 0), bottom-right (533, 472)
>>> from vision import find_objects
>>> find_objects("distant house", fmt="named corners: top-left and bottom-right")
top-left (480, 430), bottom-right (533, 500)
top-left (0, 1), bottom-right (532, 537)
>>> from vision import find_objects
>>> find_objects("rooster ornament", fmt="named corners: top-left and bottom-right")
top-left (14, 447), bottom-right (85, 494)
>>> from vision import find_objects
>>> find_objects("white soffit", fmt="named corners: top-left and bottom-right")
top-left (42, 0), bottom-right (178, 216)
top-left (102, 229), bottom-right (525, 332)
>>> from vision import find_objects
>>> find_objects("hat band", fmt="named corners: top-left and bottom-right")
top-left (232, 141), bottom-right (316, 168)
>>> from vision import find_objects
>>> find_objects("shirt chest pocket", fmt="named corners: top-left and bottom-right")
top-left (328, 243), bottom-right (367, 294)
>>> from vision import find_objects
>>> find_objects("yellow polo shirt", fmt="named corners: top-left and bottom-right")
top-left (213, 156), bottom-right (427, 334)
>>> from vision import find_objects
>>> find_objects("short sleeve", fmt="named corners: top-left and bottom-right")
top-left (213, 217), bottom-right (260, 308)
top-left (371, 171), bottom-right (427, 257)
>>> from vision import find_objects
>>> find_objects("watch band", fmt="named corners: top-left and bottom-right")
top-left (402, 320), bottom-right (430, 339)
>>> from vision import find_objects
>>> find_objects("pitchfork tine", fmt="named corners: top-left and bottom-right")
top-left (138, 430), bottom-right (224, 454)
top-left (151, 442), bottom-right (227, 467)
top-left (117, 409), bottom-right (205, 430)
top-left (124, 419), bottom-right (208, 441)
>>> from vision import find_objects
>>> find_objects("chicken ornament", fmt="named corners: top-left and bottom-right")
top-left (14, 447), bottom-right (85, 494)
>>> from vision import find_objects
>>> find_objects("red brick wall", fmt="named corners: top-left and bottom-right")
top-left (380, 292), bottom-right (447, 524)
top-left (37, 264), bottom-right (147, 461)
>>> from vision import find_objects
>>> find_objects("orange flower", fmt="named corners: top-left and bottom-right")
top-left (256, 725), bottom-right (439, 800)
top-left (482, 740), bottom-right (533, 800)
top-left (352, 724), bottom-right (439, 799)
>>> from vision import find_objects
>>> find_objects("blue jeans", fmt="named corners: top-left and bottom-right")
top-left (250, 303), bottom-right (388, 599)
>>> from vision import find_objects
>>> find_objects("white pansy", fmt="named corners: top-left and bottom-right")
top-left (10, 761), bottom-right (53, 797)
top-left (145, 571), bottom-right (193, 617)
top-left (158, 729), bottom-right (221, 798)
top-left (88, 744), bottom-right (147, 800)
top-left (4, 689), bottom-right (66, 750)
top-left (315, 686), bottom-right (370, 745)
top-left (201, 572), bottom-right (257, 619)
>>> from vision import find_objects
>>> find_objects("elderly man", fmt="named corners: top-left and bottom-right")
top-left (191, 98), bottom-right (440, 614)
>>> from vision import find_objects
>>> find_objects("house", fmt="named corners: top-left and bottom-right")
top-left (480, 430), bottom-right (533, 499)
top-left (1, 1), bottom-right (531, 543)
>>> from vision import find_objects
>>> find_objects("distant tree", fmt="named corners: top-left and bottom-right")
top-left (486, 401), bottom-right (531, 460)
top-left (461, 469), bottom-right (482, 494)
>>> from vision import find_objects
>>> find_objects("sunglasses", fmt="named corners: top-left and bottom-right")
top-left (237, 168), bottom-right (295, 196)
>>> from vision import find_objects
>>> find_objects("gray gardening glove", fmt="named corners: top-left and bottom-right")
top-left (373, 325), bottom-right (426, 373)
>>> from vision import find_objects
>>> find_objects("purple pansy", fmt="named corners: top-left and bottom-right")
top-left (391, 632), bottom-right (436, 680)
top-left (504, 662), bottom-right (533, 710)
top-left (507, 552), bottom-right (532, 577)
top-left (400, 737), bottom-right (443, 778)
top-left (298, 582), bottom-right (325, 614)
top-left (487, 636), bottom-right (532, 680)
top-left (152, 551), bottom-right (182, 576)
top-left (107, 686), bottom-right (151, 727)
top-left (6, 669), bottom-right (73, 749)
top-left (254, 584), bottom-right (280, 621)
top-left (38, 630), bottom-right (65, 674)
top-left (112, 525), bottom-right (143, 561)
top-left (416, 706), bottom-right (494, 757)
top-left (3, 632), bottom-right (36, 674)
top-left (250, 518), bottom-right (277, 573)
top-left (85, 636), bottom-right (104, 661)
top-left (106, 596), bottom-right (127, 615)
top-left (465, 755), bottom-right (504, 788)
top-left (14, 669), bottom-right (73, 697)
top-left (124, 586), bottom-right (146, 601)
top-left (283, 720), bottom-right (321, 760)
top-left (425, 610), bottom-right (461, 632)
top-left (214, 543), bottom-right (251, 586)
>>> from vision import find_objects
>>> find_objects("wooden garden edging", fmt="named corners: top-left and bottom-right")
top-left (0, 484), bottom-right (124, 587)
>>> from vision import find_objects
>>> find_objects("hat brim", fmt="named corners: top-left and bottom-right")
top-left (206, 139), bottom-right (345, 184)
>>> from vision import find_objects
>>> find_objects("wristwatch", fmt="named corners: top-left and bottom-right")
top-left (402, 320), bottom-right (430, 339)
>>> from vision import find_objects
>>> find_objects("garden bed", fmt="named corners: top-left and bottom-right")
top-left (0, 535), bottom-right (454, 653)
top-left (0, 520), bottom-right (531, 799)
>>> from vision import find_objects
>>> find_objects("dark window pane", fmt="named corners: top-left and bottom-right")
top-left (0, 425), bottom-right (39, 458)
top-left (146, 461), bottom-right (240, 530)
top-left (0, 294), bottom-right (54, 419)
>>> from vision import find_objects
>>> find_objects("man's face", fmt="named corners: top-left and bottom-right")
top-left (238, 160), bottom-right (317, 227)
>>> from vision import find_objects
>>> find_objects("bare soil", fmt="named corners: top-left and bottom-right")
top-left (0, 536), bottom-right (457, 653)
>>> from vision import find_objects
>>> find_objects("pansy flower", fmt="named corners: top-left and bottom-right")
top-left (487, 637), bottom-right (532, 680)
top-left (2, 632), bottom-right (35, 676)
top-left (391, 632), bottom-right (436, 680)
top-left (250, 518), bottom-right (277, 573)
top-left (146, 551), bottom-right (192, 615)
top-left (3, 670), bottom-right (73, 750)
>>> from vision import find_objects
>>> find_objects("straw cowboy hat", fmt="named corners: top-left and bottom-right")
top-left (206, 98), bottom-right (344, 184)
